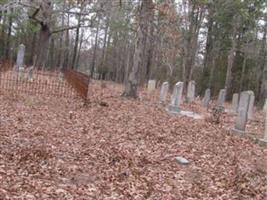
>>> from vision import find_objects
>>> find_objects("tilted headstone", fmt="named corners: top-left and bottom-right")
top-left (234, 91), bottom-right (250, 132)
top-left (148, 80), bottom-right (156, 91)
top-left (232, 93), bottom-right (239, 113)
top-left (159, 82), bottom-right (169, 104)
top-left (202, 88), bottom-right (211, 108)
top-left (217, 89), bottom-right (226, 107)
top-left (187, 80), bottom-right (195, 102)
top-left (247, 91), bottom-right (255, 119)
top-left (16, 44), bottom-right (25, 69)
top-left (169, 82), bottom-right (183, 112)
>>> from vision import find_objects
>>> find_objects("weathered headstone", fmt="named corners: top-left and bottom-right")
top-left (169, 82), bottom-right (184, 112)
top-left (148, 80), bottom-right (156, 91)
top-left (159, 82), bottom-right (169, 104)
top-left (217, 89), bottom-right (226, 108)
top-left (27, 66), bottom-right (34, 82)
top-left (16, 44), bottom-right (25, 69)
top-left (16, 44), bottom-right (25, 80)
top-left (263, 99), bottom-right (267, 112)
top-left (202, 88), bottom-right (211, 108)
top-left (232, 93), bottom-right (239, 113)
top-left (259, 111), bottom-right (267, 146)
top-left (234, 91), bottom-right (250, 133)
top-left (187, 80), bottom-right (195, 102)
top-left (247, 91), bottom-right (255, 119)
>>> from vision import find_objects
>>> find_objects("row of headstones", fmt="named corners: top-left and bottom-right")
top-left (156, 80), bottom-right (267, 145)
top-left (158, 81), bottom-right (196, 112)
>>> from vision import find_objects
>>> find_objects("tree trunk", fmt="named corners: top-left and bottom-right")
top-left (4, 8), bottom-right (13, 60)
top-left (72, 10), bottom-right (81, 69)
top-left (260, 16), bottom-right (267, 99)
top-left (90, 16), bottom-right (100, 77)
top-left (224, 17), bottom-right (239, 99)
top-left (36, 25), bottom-right (50, 68)
top-left (122, 0), bottom-right (153, 98)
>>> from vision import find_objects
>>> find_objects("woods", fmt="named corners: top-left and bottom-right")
top-left (0, 0), bottom-right (267, 100)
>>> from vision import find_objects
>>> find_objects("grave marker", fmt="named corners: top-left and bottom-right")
top-left (187, 80), bottom-right (195, 102)
top-left (148, 80), bottom-right (156, 91)
top-left (232, 93), bottom-right (239, 113)
top-left (202, 88), bottom-right (211, 108)
top-left (169, 82), bottom-right (183, 112)
top-left (159, 82), bottom-right (169, 104)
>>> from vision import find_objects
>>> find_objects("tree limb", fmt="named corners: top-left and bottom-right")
top-left (51, 24), bottom-right (93, 35)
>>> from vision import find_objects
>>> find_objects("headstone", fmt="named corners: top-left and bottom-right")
top-left (263, 99), bottom-right (267, 112)
top-left (247, 91), bottom-right (255, 119)
top-left (202, 88), bottom-right (211, 108)
top-left (148, 80), bottom-right (156, 91)
top-left (169, 82), bottom-right (183, 112)
top-left (27, 66), bottom-right (34, 82)
top-left (159, 82), bottom-right (169, 104)
top-left (234, 91), bottom-right (250, 132)
top-left (217, 89), bottom-right (226, 108)
top-left (259, 111), bottom-right (267, 146)
top-left (187, 80), bottom-right (195, 102)
top-left (232, 93), bottom-right (239, 113)
top-left (16, 44), bottom-right (25, 70)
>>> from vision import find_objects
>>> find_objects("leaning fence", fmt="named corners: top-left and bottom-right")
top-left (64, 69), bottom-right (90, 99)
top-left (0, 70), bottom-right (76, 98)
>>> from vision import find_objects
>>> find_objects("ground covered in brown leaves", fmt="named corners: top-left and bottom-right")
top-left (0, 81), bottom-right (267, 199)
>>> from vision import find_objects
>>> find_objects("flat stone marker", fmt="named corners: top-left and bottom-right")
top-left (232, 93), bottom-right (239, 113)
top-left (247, 91), bottom-right (255, 119)
top-left (187, 80), bottom-right (195, 102)
top-left (202, 88), bottom-right (211, 108)
top-left (159, 82), bottom-right (169, 104)
top-left (234, 91), bottom-right (250, 133)
top-left (217, 89), bottom-right (226, 108)
top-left (169, 82), bottom-right (183, 113)
top-left (175, 156), bottom-right (190, 165)
top-left (147, 80), bottom-right (156, 91)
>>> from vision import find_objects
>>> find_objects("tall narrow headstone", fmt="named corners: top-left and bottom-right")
top-left (159, 82), bottom-right (169, 104)
top-left (16, 44), bottom-right (25, 80)
top-left (16, 44), bottom-right (25, 69)
top-left (169, 82), bottom-right (184, 112)
top-left (202, 88), bottom-right (211, 108)
top-left (259, 112), bottom-right (267, 146)
top-left (217, 89), bottom-right (226, 107)
top-left (234, 91), bottom-right (250, 133)
top-left (187, 80), bottom-right (195, 102)
top-left (263, 99), bottom-right (267, 112)
top-left (232, 93), bottom-right (239, 113)
top-left (148, 80), bottom-right (156, 91)
top-left (247, 91), bottom-right (255, 119)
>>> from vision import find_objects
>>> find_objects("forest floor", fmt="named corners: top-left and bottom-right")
top-left (0, 80), bottom-right (267, 199)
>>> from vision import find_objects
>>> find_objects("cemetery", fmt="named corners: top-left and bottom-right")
top-left (0, 0), bottom-right (267, 199)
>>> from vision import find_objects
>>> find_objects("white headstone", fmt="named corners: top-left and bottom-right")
top-left (16, 44), bottom-right (25, 69)
top-left (247, 91), bottom-right (255, 119)
top-left (148, 80), bottom-right (156, 91)
top-left (169, 82), bottom-right (183, 112)
top-left (187, 80), bottom-right (195, 102)
top-left (217, 89), bottom-right (226, 108)
top-left (159, 82), bottom-right (169, 104)
top-left (232, 93), bottom-right (239, 113)
top-left (263, 99), bottom-right (267, 112)
top-left (202, 88), bottom-right (211, 108)
top-left (235, 91), bottom-right (250, 132)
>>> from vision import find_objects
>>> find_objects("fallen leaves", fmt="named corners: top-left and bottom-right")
top-left (0, 80), bottom-right (266, 199)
